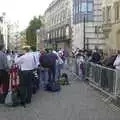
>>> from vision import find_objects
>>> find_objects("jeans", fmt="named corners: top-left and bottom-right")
top-left (48, 64), bottom-right (56, 83)
top-left (56, 64), bottom-right (63, 80)
top-left (20, 70), bottom-right (33, 103)
top-left (39, 67), bottom-right (48, 89)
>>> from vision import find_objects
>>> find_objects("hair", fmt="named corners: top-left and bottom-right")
top-left (45, 48), bottom-right (49, 53)
top-left (118, 50), bottom-right (120, 54)
top-left (23, 47), bottom-right (30, 52)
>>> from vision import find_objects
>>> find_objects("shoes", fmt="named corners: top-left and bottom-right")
top-left (26, 99), bottom-right (31, 104)
top-left (20, 102), bottom-right (26, 108)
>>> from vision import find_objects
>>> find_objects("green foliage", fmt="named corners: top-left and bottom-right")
top-left (26, 16), bottom-right (43, 50)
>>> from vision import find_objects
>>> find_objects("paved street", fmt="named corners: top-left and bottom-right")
top-left (0, 71), bottom-right (120, 120)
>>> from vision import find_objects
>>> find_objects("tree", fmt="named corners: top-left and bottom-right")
top-left (26, 16), bottom-right (43, 50)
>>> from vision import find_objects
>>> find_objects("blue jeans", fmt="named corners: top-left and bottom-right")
top-left (56, 64), bottom-right (63, 80)
top-left (48, 64), bottom-right (56, 83)
top-left (39, 67), bottom-right (48, 89)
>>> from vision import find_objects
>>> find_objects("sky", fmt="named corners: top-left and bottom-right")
top-left (0, 0), bottom-right (53, 31)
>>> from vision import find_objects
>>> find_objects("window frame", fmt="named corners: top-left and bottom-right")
top-left (115, 2), bottom-right (120, 21)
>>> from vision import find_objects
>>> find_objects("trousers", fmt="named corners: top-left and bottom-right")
top-left (19, 70), bottom-right (33, 103)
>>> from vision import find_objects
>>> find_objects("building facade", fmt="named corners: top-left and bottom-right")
top-left (72, 0), bottom-right (105, 50)
top-left (102, 0), bottom-right (120, 51)
top-left (44, 0), bottom-right (72, 50)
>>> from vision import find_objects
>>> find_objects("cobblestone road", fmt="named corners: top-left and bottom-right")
top-left (0, 71), bottom-right (120, 120)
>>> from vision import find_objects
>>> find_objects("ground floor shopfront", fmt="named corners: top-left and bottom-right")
top-left (44, 38), bottom-right (71, 52)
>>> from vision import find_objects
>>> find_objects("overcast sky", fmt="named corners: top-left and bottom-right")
top-left (0, 0), bottom-right (53, 31)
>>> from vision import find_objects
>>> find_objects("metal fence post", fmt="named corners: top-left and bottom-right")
top-left (114, 70), bottom-right (118, 98)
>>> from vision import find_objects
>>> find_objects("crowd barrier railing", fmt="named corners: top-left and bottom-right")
top-left (68, 57), bottom-right (120, 99)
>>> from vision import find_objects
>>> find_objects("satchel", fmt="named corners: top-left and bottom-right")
top-left (46, 82), bottom-right (61, 92)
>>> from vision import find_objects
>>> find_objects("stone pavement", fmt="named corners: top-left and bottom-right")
top-left (0, 71), bottom-right (120, 120)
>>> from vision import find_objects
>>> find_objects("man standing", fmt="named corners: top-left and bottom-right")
top-left (15, 46), bottom-right (36, 106)
top-left (47, 50), bottom-right (58, 83)
top-left (90, 49), bottom-right (101, 64)
top-left (0, 44), bottom-right (9, 103)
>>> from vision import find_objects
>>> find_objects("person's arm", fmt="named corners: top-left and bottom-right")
top-left (113, 57), bottom-right (120, 66)
top-left (15, 55), bottom-right (24, 65)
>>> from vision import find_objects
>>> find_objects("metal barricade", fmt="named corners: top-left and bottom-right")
top-left (68, 57), bottom-right (77, 73)
top-left (100, 66), bottom-right (116, 95)
top-left (68, 57), bottom-right (120, 99)
top-left (115, 70), bottom-right (120, 97)
top-left (84, 62), bottom-right (117, 98)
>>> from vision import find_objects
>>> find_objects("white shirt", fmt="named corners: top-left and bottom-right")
top-left (113, 55), bottom-right (120, 70)
top-left (15, 52), bottom-right (36, 71)
top-left (77, 56), bottom-right (84, 64)
top-left (53, 51), bottom-right (63, 65)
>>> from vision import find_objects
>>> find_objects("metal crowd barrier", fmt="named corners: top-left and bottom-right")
top-left (85, 62), bottom-right (117, 98)
top-left (67, 57), bottom-right (120, 99)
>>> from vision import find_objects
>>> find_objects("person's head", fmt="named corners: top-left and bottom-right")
top-left (0, 44), bottom-right (4, 51)
top-left (58, 51), bottom-right (63, 57)
top-left (6, 50), bottom-right (10, 54)
top-left (117, 50), bottom-right (120, 55)
top-left (22, 45), bottom-right (31, 53)
top-left (45, 48), bottom-right (49, 53)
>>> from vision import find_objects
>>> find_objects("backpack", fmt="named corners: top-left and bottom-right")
top-left (40, 53), bottom-right (53, 68)
top-left (46, 82), bottom-right (61, 92)
top-left (58, 73), bottom-right (69, 85)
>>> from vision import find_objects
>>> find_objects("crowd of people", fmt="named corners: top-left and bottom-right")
top-left (0, 44), bottom-right (68, 107)
top-left (1, 43), bottom-right (120, 107)
top-left (72, 48), bottom-right (120, 80)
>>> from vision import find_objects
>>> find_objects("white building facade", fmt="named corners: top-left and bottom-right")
top-left (44, 0), bottom-right (72, 50)
top-left (72, 0), bottom-right (105, 50)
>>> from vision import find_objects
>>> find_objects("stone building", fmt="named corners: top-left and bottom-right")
top-left (102, 0), bottom-right (120, 51)
top-left (44, 0), bottom-right (72, 50)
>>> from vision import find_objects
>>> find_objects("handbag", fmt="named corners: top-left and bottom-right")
top-left (5, 74), bottom-right (13, 106)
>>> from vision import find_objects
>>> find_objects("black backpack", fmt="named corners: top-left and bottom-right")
top-left (46, 82), bottom-right (61, 92)
top-left (40, 53), bottom-right (53, 68)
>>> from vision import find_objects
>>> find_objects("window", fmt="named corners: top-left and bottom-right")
top-left (73, 5), bottom-right (75, 15)
top-left (103, 8), bottom-right (105, 22)
top-left (88, 2), bottom-right (93, 12)
top-left (75, 6), bottom-right (79, 14)
top-left (115, 3), bottom-right (119, 20)
top-left (73, 0), bottom-right (94, 23)
top-left (79, 3), bottom-right (81, 12)
top-left (106, 6), bottom-right (111, 21)
top-left (81, 2), bottom-right (87, 13)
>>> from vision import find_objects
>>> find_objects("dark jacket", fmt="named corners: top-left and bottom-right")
top-left (103, 55), bottom-right (117, 69)
top-left (90, 52), bottom-right (101, 64)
